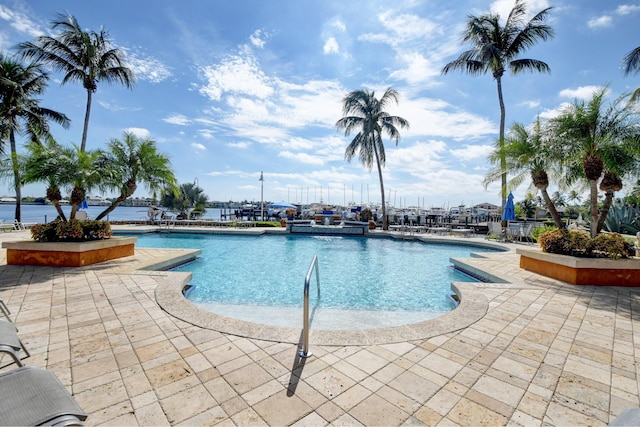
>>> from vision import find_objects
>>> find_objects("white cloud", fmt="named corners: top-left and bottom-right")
top-left (538, 102), bottom-right (571, 120)
top-left (228, 141), bottom-right (250, 148)
top-left (616, 5), bottom-right (640, 15)
top-left (389, 52), bottom-right (441, 85)
top-left (191, 142), bottom-right (206, 150)
top-left (123, 48), bottom-right (172, 83)
top-left (450, 144), bottom-right (493, 161)
top-left (518, 100), bottom-right (541, 109)
top-left (125, 127), bottom-right (151, 139)
top-left (163, 114), bottom-right (191, 125)
top-left (587, 15), bottom-right (613, 29)
top-left (199, 53), bottom-right (274, 101)
top-left (359, 11), bottom-right (438, 47)
top-left (490, 0), bottom-right (551, 22)
top-left (559, 85), bottom-right (607, 100)
top-left (323, 37), bottom-right (339, 55)
top-left (0, 5), bottom-right (43, 38)
top-left (249, 29), bottom-right (267, 48)
top-left (279, 151), bottom-right (325, 165)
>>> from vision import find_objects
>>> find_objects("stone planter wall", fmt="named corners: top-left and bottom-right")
top-left (2, 237), bottom-right (137, 267)
top-left (517, 248), bottom-right (640, 286)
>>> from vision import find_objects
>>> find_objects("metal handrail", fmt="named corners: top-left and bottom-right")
top-left (299, 255), bottom-right (320, 358)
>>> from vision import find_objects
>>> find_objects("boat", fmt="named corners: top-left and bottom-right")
top-left (86, 196), bottom-right (111, 206)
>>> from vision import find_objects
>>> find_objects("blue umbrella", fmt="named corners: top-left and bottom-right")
top-left (502, 192), bottom-right (516, 221)
top-left (80, 197), bottom-right (88, 210)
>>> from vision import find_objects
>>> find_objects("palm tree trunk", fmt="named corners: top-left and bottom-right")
top-left (81, 89), bottom-right (93, 152)
top-left (52, 201), bottom-right (67, 221)
top-left (539, 188), bottom-right (563, 229)
top-left (373, 143), bottom-right (387, 230)
top-left (589, 179), bottom-right (598, 237)
top-left (495, 76), bottom-right (507, 217)
top-left (9, 132), bottom-right (21, 222)
top-left (95, 198), bottom-right (125, 221)
top-left (596, 190), bottom-right (615, 234)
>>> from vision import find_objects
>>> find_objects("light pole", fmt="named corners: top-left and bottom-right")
top-left (259, 171), bottom-right (264, 221)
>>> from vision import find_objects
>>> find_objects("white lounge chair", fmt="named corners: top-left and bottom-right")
top-left (0, 319), bottom-right (30, 367)
top-left (0, 366), bottom-right (87, 426)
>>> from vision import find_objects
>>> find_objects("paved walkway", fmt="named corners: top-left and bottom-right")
top-left (0, 228), bottom-right (638, 426)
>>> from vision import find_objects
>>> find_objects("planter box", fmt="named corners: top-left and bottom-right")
top-left (517, 248), bottom-right (640, 286)
top-left (2, 237), bottom-right (137, 267)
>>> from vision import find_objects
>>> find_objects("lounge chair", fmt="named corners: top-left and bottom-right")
top-left (0, 366), bottom-right (87, 426)
top-left (0, 319), bottom-right (30, 367)
top-left (0, 298), bottom-right (10, 321)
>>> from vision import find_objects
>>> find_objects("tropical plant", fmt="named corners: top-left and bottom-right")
top-left (442, 0), bottom-right (554, 211)
top-left (335, 88), bottom-right (409, 230)
top-left (93, 132), bottom-right (177, 220)
top-left (484, 118), bottom-right (564, 228)
top-left (604, 200), bottom-right (640, 234)
top-left (547, 88), bottom-right (640, 237)
top-left (160, 182), bottom-right (207, 220)
top-left (621, 45), bottom-right (640, 102)
top-left (23, 139), bottom-right (104, 220)
top-left (517, 193), bottom-right (537, 219)
top-left (0, 53), bottom-right (70, 221)
top-left (18, 13), bottom-right (135, 152)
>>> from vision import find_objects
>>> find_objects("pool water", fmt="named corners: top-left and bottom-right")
top-left (131, 233), bottom-right (493, 329)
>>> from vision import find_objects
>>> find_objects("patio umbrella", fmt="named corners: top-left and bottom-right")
top-left (79, 197), bottom-right (88, 210)
top-left (502, 192), bottom-right (516, 222)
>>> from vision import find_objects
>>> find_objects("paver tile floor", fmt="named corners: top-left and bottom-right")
top-left (0, 228), bottom-right (638, 426)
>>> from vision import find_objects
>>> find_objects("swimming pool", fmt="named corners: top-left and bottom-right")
top-left (131, 233), bottom-right (495, 329)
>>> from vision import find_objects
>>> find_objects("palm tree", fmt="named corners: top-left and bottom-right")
top-left (484, 118), bottom-right (564, 228)
top-left (23, 138), bottom-right (76, 220)
top-left (160, 182), bottom-right (207, 220)
top-left (23, 139), bottom-right (104, 220)
top-left (567, 189), bottom-right (582, 205)
top-left (336, 88), bottom-right (409, 230)
top-left (18, 13), bottom-right (135, 152)
top-left (0, 53), bottom-right (70, 221)
top-left (442, 0), bottom-right (554, 211)
top-left (94, 132), bottom-right (177, 220)
top-left (621, 46), bottom-right (640, 102)
top-left (548, 88), bottom-right (640, 237)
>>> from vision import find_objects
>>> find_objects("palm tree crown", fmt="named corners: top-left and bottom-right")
top-left (18, 13), bottom-right (135, 152)
top-left (94, 131), bottom-right (177, 221)
top-left (621, 46), bottom-right (640, 102)
top-left (336, 88), bottom-right (409, 230)
top-left (0, 53), bottom-right (70, 221)
top-left (442, 0), bottom-right (554, 212)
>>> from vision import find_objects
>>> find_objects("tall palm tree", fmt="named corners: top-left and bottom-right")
top-left (18, 13), bottom-right (135, 152)
top-left (621, 46), bottom-right (640, 102)
top-left (484, 118), bottom-right (564, 228)
top-left (548, 88), bottom-right (640, 237)
top-left (94, 131), bottom-right (177, 220)
top-left (0, 53), bottom-right (70, 221)
top-left (442, 0), bottom-right (554, 211)
top-left (336, 88), bottom-right (409, 230)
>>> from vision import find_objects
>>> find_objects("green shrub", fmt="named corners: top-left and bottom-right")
top-left (588, 233), bottom-right (634, 260)
top-left (31, 219), bottom-right (112, 242)
top-left (531, 224), bottom-right (556, 242)
top-left (537, 229), bottom-right (634, 259)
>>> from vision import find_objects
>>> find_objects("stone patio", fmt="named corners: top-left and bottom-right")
top-left (0, 227), bottom-right (638, 426)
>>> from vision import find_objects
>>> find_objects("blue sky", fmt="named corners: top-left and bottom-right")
top-left (1, 0), bottom-right (639, 209)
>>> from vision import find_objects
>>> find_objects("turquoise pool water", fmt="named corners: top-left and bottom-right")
top-left (130, 233), bottom-right (493, 329)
